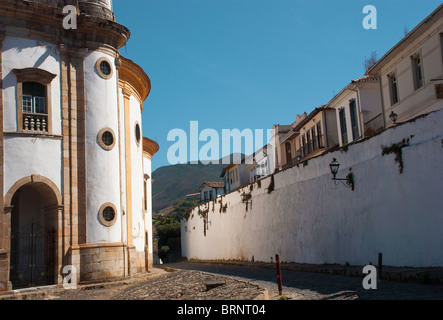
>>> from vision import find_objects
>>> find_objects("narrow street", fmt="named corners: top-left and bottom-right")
top-left (166, 261), bottom-right (443, 300)
top-left (3, 261), bottom-right (443, 301)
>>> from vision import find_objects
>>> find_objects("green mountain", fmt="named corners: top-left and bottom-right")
top-left (152, 154), bottom-right (244, 212)
top-left (152, 162), bottom-right (225, 212)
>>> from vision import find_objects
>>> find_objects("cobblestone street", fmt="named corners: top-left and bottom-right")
top-left (2, 261), bottom-right (443, 300)
top-left (166, 261), bottom-right (443, 300)
top-left (2, 267), bottom-right (266, 301)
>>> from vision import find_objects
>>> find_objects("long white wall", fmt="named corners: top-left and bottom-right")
top-left (182, 109), bottom-right (443, 267)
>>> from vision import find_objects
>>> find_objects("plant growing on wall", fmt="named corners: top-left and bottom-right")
top-left (381, 138), bottom-right (410, 174)
top-left (266, 175), bottom-right (275, 194)
top-left (212, 199), bottom-right (216, 212)
top-left (197, 205), bottom-right (210, 236)
top-left (198, 206), bottom-right (209, 217)
top-left (242, 192), bottom-right (252, 212)
top-left (218, 197), bottom-right (228, 213)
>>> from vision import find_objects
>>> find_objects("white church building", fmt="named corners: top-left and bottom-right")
top-left (0, 0), bottom-right (158, 291)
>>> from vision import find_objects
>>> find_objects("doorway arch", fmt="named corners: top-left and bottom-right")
top-left (5, 175), bottom-right (62, 289)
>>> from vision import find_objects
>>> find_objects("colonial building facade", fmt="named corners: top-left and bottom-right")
top-left (367, 4), bottom-right (443, 127)
top-left (0, 0), bottom-right (157, 291)
top-left (327, 76), bottom-right (383, 146)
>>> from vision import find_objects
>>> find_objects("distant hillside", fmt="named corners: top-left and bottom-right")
top-left (152, 162), bottom-right (224, 212)
top-left (152, 154), bottom-right (244, 212)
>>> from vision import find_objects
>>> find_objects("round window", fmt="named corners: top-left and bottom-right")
top-left (102, 131), bottom-right (114, 147)
top-left (98, 128), bottom-right (116, 151)
top-left (98, 203), bottom-right (117, 227)
top-left (100, 61), bottom-right (111, 76)
top-left (135, 123), bottom-right (141, 146)
top-left (102, 207), bottom-right (115, 222)
top-left (96, 57), bottom-right (113, 80)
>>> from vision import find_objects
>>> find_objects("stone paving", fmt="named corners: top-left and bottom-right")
top-left (110, 269), bottom-right (265, 300)
top-left (167, 261), bottom-right (443, 300)
top-left (1, 267), bottom-right (266, 301)
top-left (2, 260), bottom-right (443, 300)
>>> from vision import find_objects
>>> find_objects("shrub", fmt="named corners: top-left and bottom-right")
top-left (158, 245), bottom-right (170, 262)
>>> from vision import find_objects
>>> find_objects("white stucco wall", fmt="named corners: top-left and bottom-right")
top-left (359, 83), bottom-right (383, 130)
top-left (228, 165), bottom-right (250, 191)
top-left (143, 155), bottom-right (153, 257)
top-left (84, 50), bottom-right (122, 244)
top-left (2, 35), bottom-right (63, 196)
top-left (4, 137), bottom-right (62, 196)
top-left (118, 87), bottom-right (127, 244)
top-left (2, 36), bottom-right (62, 134)
top-left (129, 95), bottom-right (144, 252)
top-left (182, 109), bottom-right (443, 267)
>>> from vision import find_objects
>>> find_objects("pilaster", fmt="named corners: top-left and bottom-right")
top-left (59, 44), bottom-right (87, 281)
top-left (123, 88), bottom-right (133, 246)
top-left (0, 30), bottom-right (7, 292)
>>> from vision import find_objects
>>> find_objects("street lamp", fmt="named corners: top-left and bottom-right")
top-left (329, 158), bottom-right (354, 191)
top-left (329, 158), bottom-right (340, 179)
top-left (389, 111), bottom-right (398, 124)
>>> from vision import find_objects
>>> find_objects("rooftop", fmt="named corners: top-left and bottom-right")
top-left (199, 182), bottom-right (225, 190)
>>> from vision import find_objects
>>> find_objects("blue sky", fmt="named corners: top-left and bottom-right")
top-left (113, 0), bottom-right (442, 171)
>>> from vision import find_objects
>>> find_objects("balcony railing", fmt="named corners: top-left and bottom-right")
top-left (296, 134), bottom-right (326, 160)
top-left (23, 113), bottom-right (48, 133)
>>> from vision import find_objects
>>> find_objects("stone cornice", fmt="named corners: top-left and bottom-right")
top-left (143, 137), bottom-right (159, 159)
top-left (118, 56), bottom-right (151, 105)
top-left (0, 0), bottom-right (130, 52)
top-left (13, 67), bottom-right (57, 84)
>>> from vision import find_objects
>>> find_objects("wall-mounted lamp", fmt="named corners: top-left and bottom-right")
top-left (329, 158), bottom-right (354, 191)
top-left (389, 111), bottom-right (398, 124)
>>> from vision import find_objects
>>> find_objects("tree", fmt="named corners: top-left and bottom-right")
top-left (156, 218), bottom-right (181, 249)
top-left (170, 198), bottom-right (201, 221)
top-left (153, 198), bottom-right (200, 262)
top-left (158, 246), bottom-right (170, 263)
top-left (364, 51), bottom-right (377, 72)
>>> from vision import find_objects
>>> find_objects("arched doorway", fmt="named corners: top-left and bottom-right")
top-left (6, 176), bottom-right (61, 289)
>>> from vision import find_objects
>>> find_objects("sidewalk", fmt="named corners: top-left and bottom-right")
top-left (186, 259), bottom-right (443, 285)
